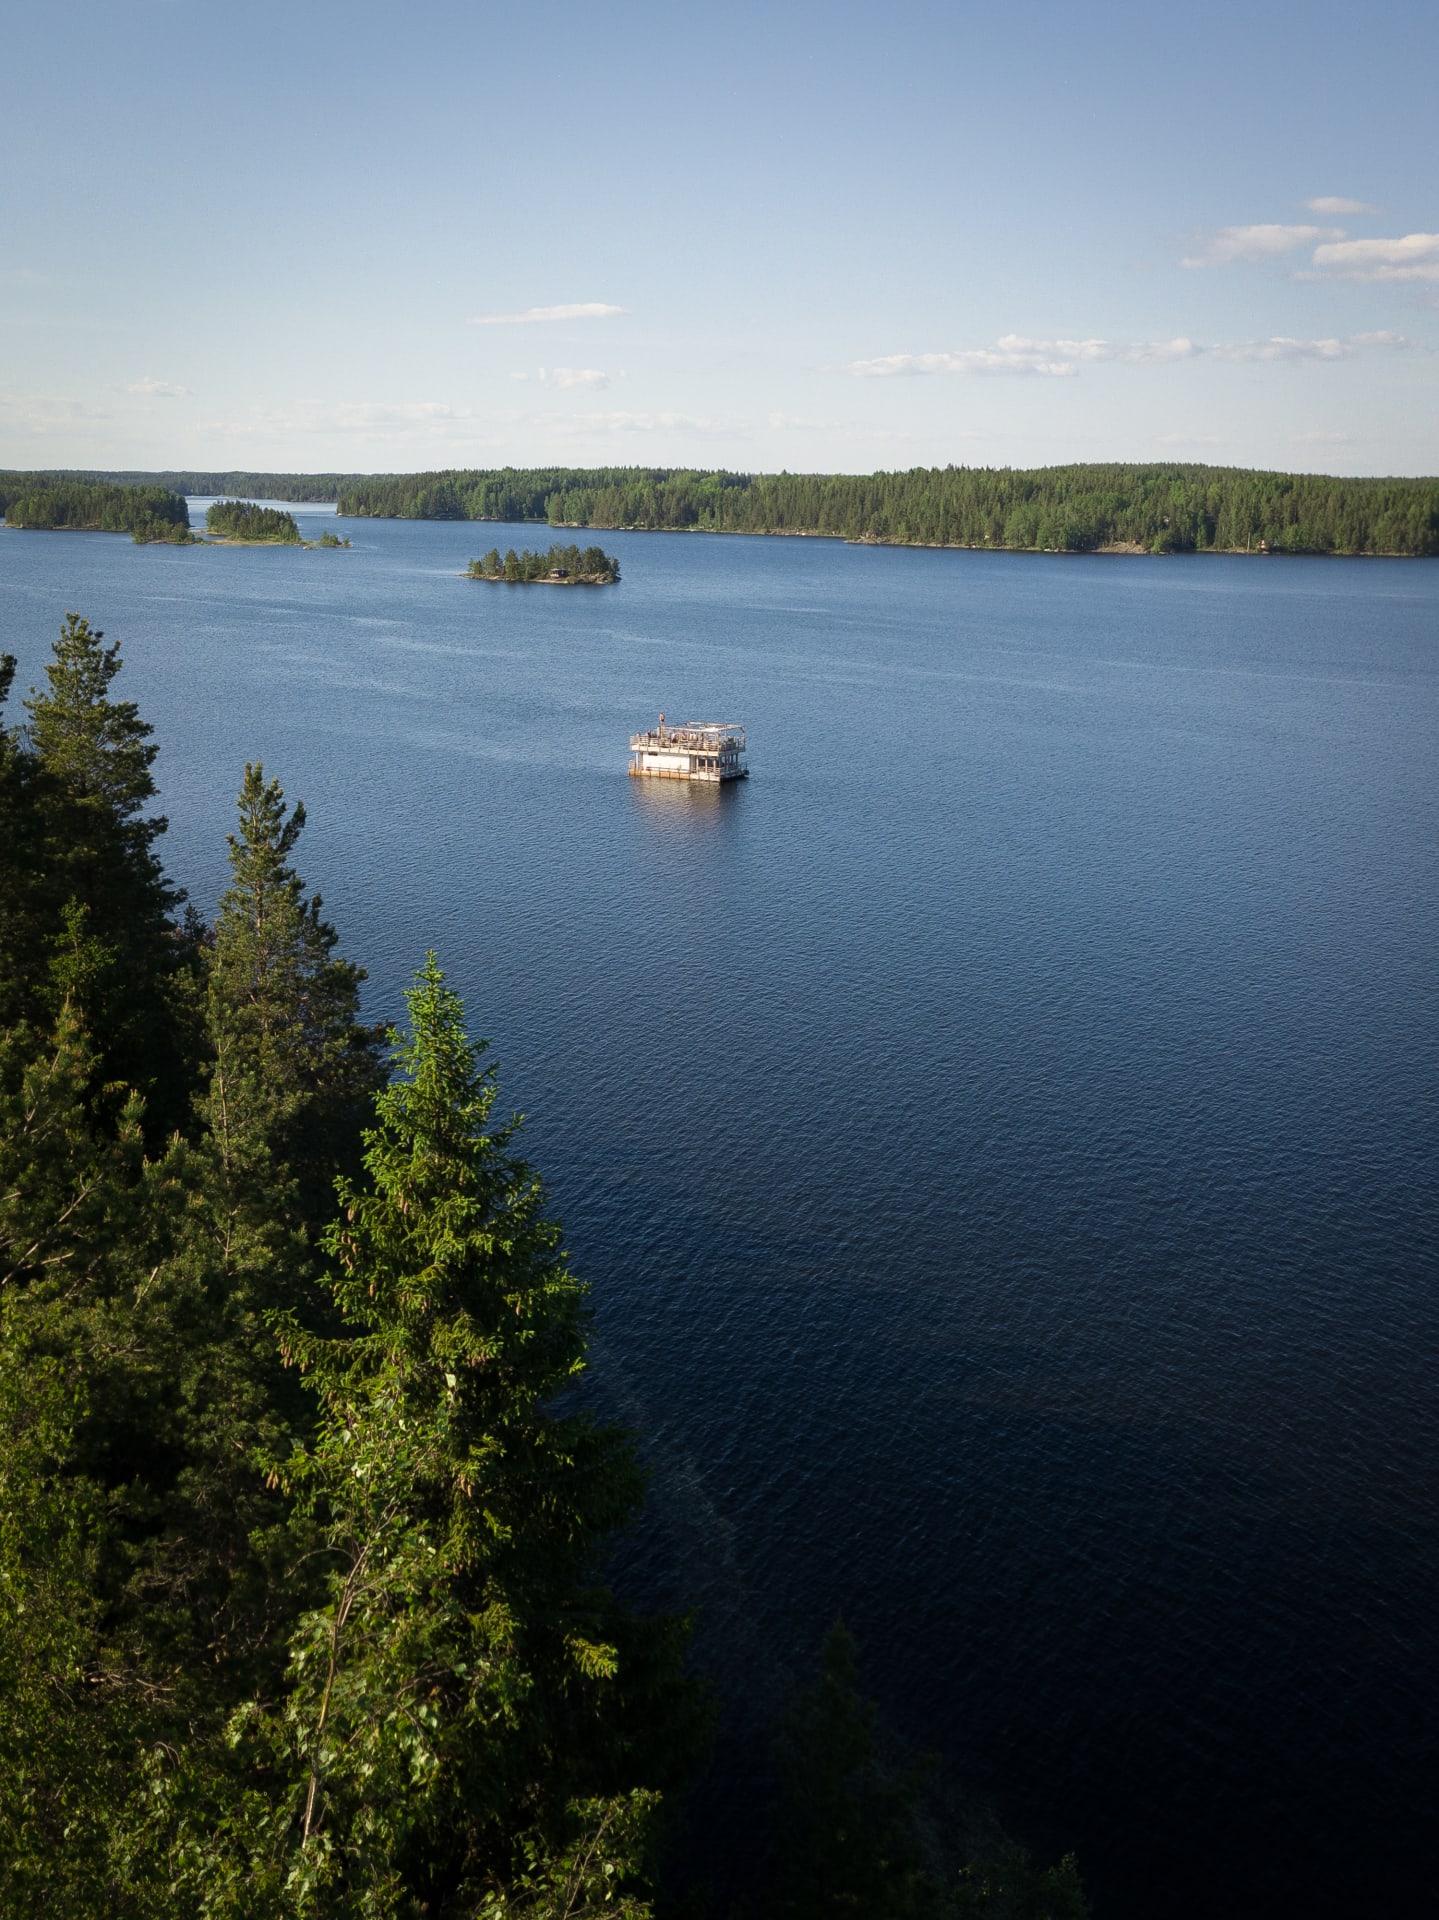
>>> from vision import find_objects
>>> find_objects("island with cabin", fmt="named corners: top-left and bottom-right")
top-left (466, 543), bottom-right (620, 585)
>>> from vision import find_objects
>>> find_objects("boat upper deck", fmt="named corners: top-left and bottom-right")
top-left (629, 721), bottom-right (746, 753)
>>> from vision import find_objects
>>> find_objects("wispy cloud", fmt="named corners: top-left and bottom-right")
top-left (845, 334), bottom-right (1199, 378)
top-left (468, 301), bottom-right (627, 325)
top-left (512, 367), bottom-right (614, 390)
top-left (541, 409), bottom-right (727, 435)
top-left (124, 376), bottom-right (191, 397)
top-left (1210, 330), bottom-right (1420, 361)
top-left (845, 329), bottom-right (1419, 380)
top-left (1303, 233), bottom-right (1439, 283)
top-left (1181, 223), bottom-right (1344, 267)
top-left (0, 389), bottom-right (113, 434)
top-left (1303, 196), bottom-right (1378, 216)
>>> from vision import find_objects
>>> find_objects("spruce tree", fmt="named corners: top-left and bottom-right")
top-left (169, 957), bottom-right (701, 1916)
top-left (21, 614), bottom-right (196, 1134)
top-left (203, 763), bottom-right (385, 1241)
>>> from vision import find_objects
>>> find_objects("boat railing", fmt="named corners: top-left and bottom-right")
top-left (630, 724), bottom-right (745, 754)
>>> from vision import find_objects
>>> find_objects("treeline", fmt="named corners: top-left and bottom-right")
top-left (337, 462), bottom-right (1439, 556)
top-left (12, 464), bottom-right (1435, 553)
top-left (468, 542), bottom-right (620, 583)
top-left (0, 480), bottom-right (193, 544)
top-left (0, 470), bottom-right (363, 504)
top-left (207, 499), bottom-right (302, 542)
top-left (0, 613), bottom-right (1089, 1918)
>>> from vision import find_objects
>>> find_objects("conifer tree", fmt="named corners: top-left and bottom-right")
top-left (169, 957), bottom-right (701, 1916)
top-left (21, 614), bottom-right (195, 1133)
top-left (203, 763), bottom-right (385, 1241)
top-left (770, 1621), bottom-right (936, 1920)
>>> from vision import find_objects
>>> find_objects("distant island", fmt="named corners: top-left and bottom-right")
top-left (0, 480), bottom-right (194, 544)
top-left (0, 481), bottom-right (351, 550)
top-left (206, 500), bottom-right (301, 543)
top-left (467, 543), bottom-right (619, 584)
top-left (204, 501), bottom-right (350, 547)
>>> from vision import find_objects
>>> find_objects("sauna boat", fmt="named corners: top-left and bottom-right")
top-left (629, 717), bottom-right (748, 782)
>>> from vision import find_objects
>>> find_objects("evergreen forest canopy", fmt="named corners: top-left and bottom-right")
top-left (467, 543), bottom-right (620, 584)
top-left (337, 463), bottom-right (1439, 556)
top-left (8, 463), bottom-right (1437, 554)
top-left (0, 480), bottom-right (193, 545)
top-left (0, 470), bottom-right (364, 504)
top-left (206, 499), bottom-right (302, 543)
top-left (0, 614), bottom-right (1089, 1918)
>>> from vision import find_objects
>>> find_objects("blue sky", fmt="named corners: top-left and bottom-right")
top-left (2, 0), bottom-right (1436, 475)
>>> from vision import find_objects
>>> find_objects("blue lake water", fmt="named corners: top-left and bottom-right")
top-left (2, 507), bottom-right (1436, 1916)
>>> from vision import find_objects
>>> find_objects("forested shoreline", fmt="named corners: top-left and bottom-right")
top-left (0, 480), bottom-right (194, 544)
top-left (0, 615), bottom-right (1089, 1917)
top-left (335, 463), bottom-right (1439, 556)
top-left (6, 463), bottom-right (1437, 555)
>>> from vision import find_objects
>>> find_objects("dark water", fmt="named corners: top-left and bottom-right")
top-left (3, 509), bottom-right (1436, 1916)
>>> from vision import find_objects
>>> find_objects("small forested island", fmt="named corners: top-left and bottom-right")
top-left (0, 479), bottom-right (194, 544)
top-left (467, 541), bottom-right (620, 583)
top-left (205, 500), bottom-right (350, 547)
top-left (205, 499), bottom-right (302, 543)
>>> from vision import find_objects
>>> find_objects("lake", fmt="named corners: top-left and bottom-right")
top-left (2, 506), bottom-right (1435, 1916)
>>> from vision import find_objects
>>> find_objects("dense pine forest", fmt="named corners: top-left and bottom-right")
top-left (0, 615), bottom-right (1088, 1917)
top-left (336, 464), bottom-right (1439, 556)
top-left (467, 543), bottom-right (621, 584)
top-left (7, 463), bottom-right (1437, 555)
top-left (0, 480), bottom-right (193, 544)
top-left (0, 471), bottom-right (362, 504)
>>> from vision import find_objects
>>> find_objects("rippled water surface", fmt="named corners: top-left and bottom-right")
top-left (3, 509), bottom-right (1436, 1915)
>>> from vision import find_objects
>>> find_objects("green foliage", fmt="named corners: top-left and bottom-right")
top-left (317, 530), bottom-right (352, 547)
top-left (343, 461), bottom-right (1439, 556)
top-left (207, 500), bottom-right (303, 543)
top-left (768, 1625), bottom-right (1089, 1920)
top-left (161, 956), bottom-right (697, 1913)
top-left (0, 479), bottom-right (191, 539)
top-left (949, 1847), bottom-right (1090, 1920)
top-left (467, 542), bottom-right (620, 583)
top-left (10, 614), bottom-right (198, 1132)
top-left (770, 1622), bottom-right (937, 1920)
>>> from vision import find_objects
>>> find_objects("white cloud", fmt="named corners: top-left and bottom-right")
top-left (1181, 223), bottom-right (1343, 267)
top-left (845, 334), bottom-right (1199, 378)
top-left (468, 301), bottom-right (628, 325)
top-left (124, 376), bottom-right (191, 397)
top-left (1156, 433), bottom-right (1225, 446)
top-left (1304, 196), bottom-right (1378, 216)
top-left (1305, 233), bottom-right (1439, 282)
top-left (1209, 330), bottom-right (1420, 361)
